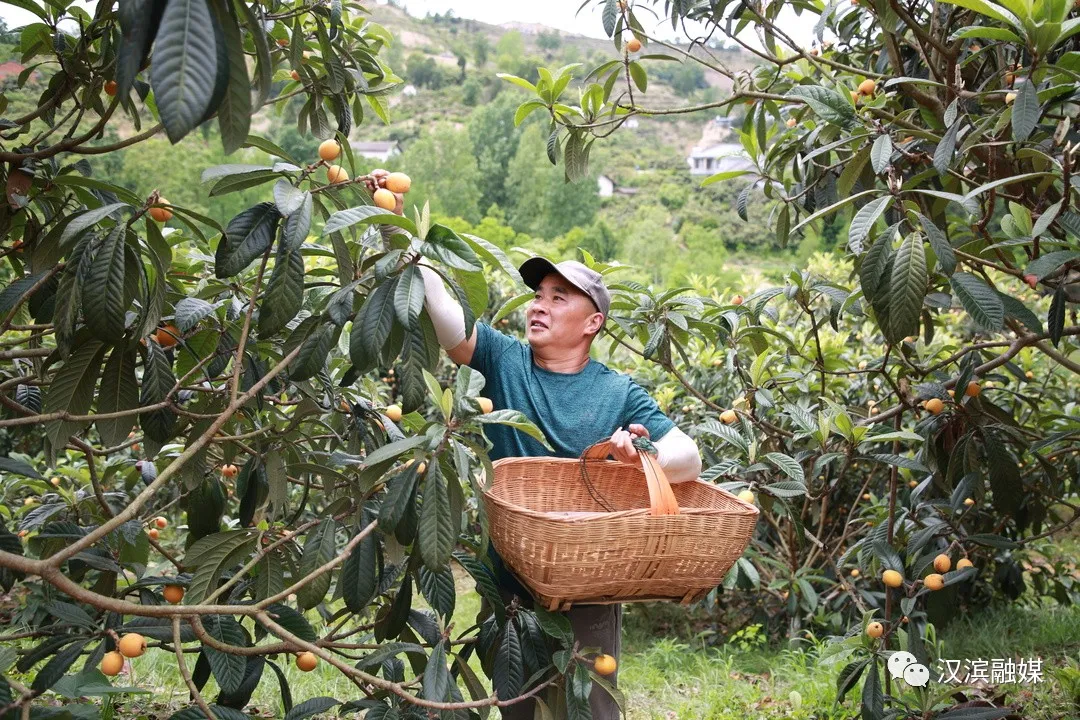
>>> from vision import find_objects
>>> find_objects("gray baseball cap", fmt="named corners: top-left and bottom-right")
top-left (518, 257), bottom-right (610, 318)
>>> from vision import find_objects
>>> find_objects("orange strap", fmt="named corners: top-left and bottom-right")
top-left (581, 440), bottom-right (680, 516)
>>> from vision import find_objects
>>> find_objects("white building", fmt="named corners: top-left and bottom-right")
top-left (596, 174), bottom-right (639, 197)
top-left (597, 174), bottom-right (615, 198)
top-left (351, 141), bottom-right (400, 162)
top-left (687, 142), bottom-right (755, 176)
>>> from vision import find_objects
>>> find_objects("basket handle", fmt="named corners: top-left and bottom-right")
top-left (580, 440), bottom-right (681, 516)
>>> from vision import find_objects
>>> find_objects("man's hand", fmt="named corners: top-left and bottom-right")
top-left (361, 168), bottom-right (404, 215)
top-left (609, 424), bottom-right (650, 464)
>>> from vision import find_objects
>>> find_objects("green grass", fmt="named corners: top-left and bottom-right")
top-left (17, 531), bottom-right (1080, 719)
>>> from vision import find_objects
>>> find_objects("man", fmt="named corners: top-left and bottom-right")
top-left (368, 171), bottom-right (702, 719)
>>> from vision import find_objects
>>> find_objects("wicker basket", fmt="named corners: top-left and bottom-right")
top-left (483, 439), bottom-right (759, 611)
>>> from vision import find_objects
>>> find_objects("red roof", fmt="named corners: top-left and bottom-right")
top-left (0, 62), bottom-right (27, 80)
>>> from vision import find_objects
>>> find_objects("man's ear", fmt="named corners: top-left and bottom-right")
top-left (585, 312), bottom-right (605, 337)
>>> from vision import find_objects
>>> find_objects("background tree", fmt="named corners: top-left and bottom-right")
top-left (397, 122), bottom-right (484, 222)
top-left (497, 0), bottom-right (1080, 717)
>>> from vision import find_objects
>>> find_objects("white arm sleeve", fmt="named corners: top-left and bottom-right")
top-left (653, 426), bottom-right (702, 483)
top-left (419, 264), bottom-right (467, 349)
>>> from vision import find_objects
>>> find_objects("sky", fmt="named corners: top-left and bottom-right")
top-left (0, 0), bottom-right (815, 53)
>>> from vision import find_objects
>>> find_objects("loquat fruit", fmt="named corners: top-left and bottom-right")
top-left (594, 654), bottom-right (617, 675)
top-left (882, 569), bottom-right (904, 588)
top-left (327, 165), bottom-right (349, 184)
top-left (318, 139), bottom-right (341, 162)
top-left (101, 651), bottom-right (125, 676)
top-left (296, 652), bottom-right (318, 672)
top-left (163, 584), bottom-right (185, 604)
top-left (118, 633), bottom-right (146, 658)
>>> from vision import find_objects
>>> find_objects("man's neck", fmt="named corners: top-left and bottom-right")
top-left (532, 347), bottom-right (591, 374)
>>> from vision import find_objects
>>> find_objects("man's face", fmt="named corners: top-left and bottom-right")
top-left (526, 273), bottom-right (603, 349)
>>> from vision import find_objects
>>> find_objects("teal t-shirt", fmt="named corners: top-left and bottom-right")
top-left (468, 323), bottom-right (676, 459)
top-left (468, 322), bottom-right (676, 600)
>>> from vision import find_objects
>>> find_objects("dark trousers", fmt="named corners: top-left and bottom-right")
top-left (498, 591), bottom-right (623, 719)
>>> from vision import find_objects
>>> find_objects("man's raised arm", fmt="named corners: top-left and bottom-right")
top-left (417, 265), bottom-right (476, 366)
top-left (364, 168), bottom-right (477, 367)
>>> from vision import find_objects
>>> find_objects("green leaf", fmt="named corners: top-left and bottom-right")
top-left (151, 0), bottom-right (219, 143)
top-left (837, 659), bottom-right (869, 702)
top-left (174, 297), bottom-right (216, 333)
top-left (168, 705), bottom-right (251, 720)
top-left (342, 530), bottom-right (379, 613)
top-left (421, 225), bottom-right (482, 272)
top-left (933, 121), bottom-right (961, 175)
top-left (870, 134), bottom-right (892, 174)
top-left (984, 433), bottom-right (1022, 516)
top-left (201, 164), bottom-right (272, 184)
top-left (260, 603), bottom-right (317, 643)
top-left (949, 25), bottom-right (1023, 43)
top-left (1025, 250), bottom-right (1079, 280)
top-left (44, 340), bottom-right (106, 450)
top-left (566, 662), bottom-right (592, 720)
top-left (628, 60), bottom-right (647, 92)
top-left (918, 214), bottom-right (956, 275)
top-left (209, 0), bottom-right (250, 153)
top-left (272, 180), bottom-right (306, 217)
top-left (216, 203), bottom-right (280, 278)
top-left (786, 85), bottom-right (857, 128)
top-left (184, 530), bottom-right (257, 604)
top-left (422, 640), bottom-right (451, 701)
top-left (281, 192), bottom-right (313, 252)
top-left (140, 340), bottom-right (178, 443)
top-left (847, 196), bottom-right (891, 253)
top-left (886, 233), bottom-right (927, 342)
top-left (417, 564), bottom-right (456, 620)
top-left (477, 409), bottom-right (554, 451)
top-left (860, 430), bottom-right (924, 444)
top-left (936, 0), bottom-right (1019, 26)
top-left (258, 250), bottom-right (304, 337)
top-left (1012, 79), bottom-right (1040, 142)
top-left (60, 203), bottom-right (129, 245)
top-left (378, 465), bottom-right (421, 534)
top-left (97, 347), bottom-right (138, 447)
top-left (493, 620), bottom-right (523, 701)
top-left (999, 293), bottom-right (1043, 333)
top-left (349, 278), bottom-right (397, 372)
top-left (459, 233), bottom-right (524, 285)
top-left (492, 292), bottom-right (532, 324)
top-left (418, 463), bottom-right (454, 570)
top-left (394, 265), bottom-right (425, 330)
top-left (764, 480), bottom-right (808, 498)
top-left (296, 519), bottom-right (337, 610)
top-left (31, 640), bottom-right (89, 693)
top-left (496, 72), bottom-right (537, 92)
top-left (792, 189), bottom-right (877, 235)
top-left (860, 656), bottom-right (883, 719)
top-left (514, 100), bottom-right (547, 127)
top-left (323, 205), bottom-right (417, 235)
top-left (364, 436), bottom-right (428, 467)
top-left (700, 169), bottom-right (751, 187)
top-left (950, 272), bottom-right (1004, 332)
top-left (1048, 286), bottom-right (1066, 346)
top-left (602, 0), bottom-right (617, 36)
top-left (83, 226), bottom-right (127, 341)
top-left (202, 615), bottom-right (247, 694)
top-left (283, 697), bottom-right (340, 720)
top-left (290, 322), bottom-right (340, 382)
top-left (763, 453), bottom-right (804, 483)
